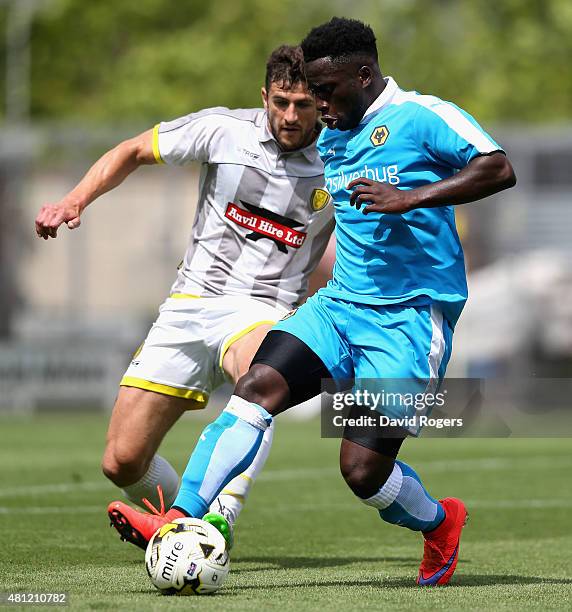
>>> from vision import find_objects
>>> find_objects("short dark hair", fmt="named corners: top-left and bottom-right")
top-left (265, 45), bottom-right (306, 90)
top-left (301, 17), bottom-right (378, 64)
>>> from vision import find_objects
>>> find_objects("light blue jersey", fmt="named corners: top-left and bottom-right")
top-left (318, 77), bottom-right (503, 325)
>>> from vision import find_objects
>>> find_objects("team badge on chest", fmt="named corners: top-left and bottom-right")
top-left (370, 125), bottom-right (389, 147)
top-left (310, 188), bottom-right (332, 211)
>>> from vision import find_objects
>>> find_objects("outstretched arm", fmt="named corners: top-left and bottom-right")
top-left (35, 128), bottom-right (156, 239)
top-left (348, 152), bottom-right (516, 215)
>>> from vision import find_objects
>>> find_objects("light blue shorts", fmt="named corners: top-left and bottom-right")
top-left (274, 293), bottom-right (453, 422)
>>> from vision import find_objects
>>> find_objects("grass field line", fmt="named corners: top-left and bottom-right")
top-left (0, 505), bottom-right (104, 514)
top-left (0, 481), bottom-right (113, 498)
top-left (257, 455), bottom-right (572, 481)
top-left (2, 497), bottom-right (572, 515)
top-left (1, 454), bottom-right (570, 498)
top-left (254, 498), bottom-right (572, 513)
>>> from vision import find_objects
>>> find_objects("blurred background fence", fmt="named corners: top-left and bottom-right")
top-left (1, 0), bottom-right (572, 412)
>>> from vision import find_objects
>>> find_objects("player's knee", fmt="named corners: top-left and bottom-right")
top-left (234, 364), bottom-right (289, 414)
top-left (340, 456), bottom-right (392, 499)
top-left (101, 443), bottom-right (149, 486)
top-left (340, 461), bottom-right (380, 498)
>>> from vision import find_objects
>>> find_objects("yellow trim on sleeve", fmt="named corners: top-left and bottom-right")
top-left (169, 293), bottom-right (201, 299)
top-left (120, 376), bottom-right (208, 407)
top-left (219, 320), bottom-right (277, 369)
top-left (152, 124), bottom-right (164, 164)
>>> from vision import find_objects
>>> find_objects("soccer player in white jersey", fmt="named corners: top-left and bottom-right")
top-left (35, 45), bottom-right (334, 547)
top-left (106, 18), bottom-right (516, 586)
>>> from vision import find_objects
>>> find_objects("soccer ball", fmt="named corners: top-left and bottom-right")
top-left (145, 518), bottom-right (230, 595)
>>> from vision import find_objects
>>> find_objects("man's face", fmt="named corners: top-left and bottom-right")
top-left (305, 58), bottom-right (368, 131)
top-left (262, 81), bottom-right (318, 151)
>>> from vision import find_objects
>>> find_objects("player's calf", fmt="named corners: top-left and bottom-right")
top-left (341, 440), bottom-right (467, 583)
top-left (339, 446), bottom-right (397, 498)
top-left (171, 395), bottom-right (273, 519)
top-left (341, 441), bottom-right (444, 532)
top-left (102, 387), bottom-right (188, 508)
top-left (101, 444), bottom-right (149, 486)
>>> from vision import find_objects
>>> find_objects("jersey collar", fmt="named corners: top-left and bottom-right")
top-left (361, 76), bottom-right (399, 123)
top-left (257, 112), bottom-right (275, 144)
top-left (297, 133), bottom-right (321, 163)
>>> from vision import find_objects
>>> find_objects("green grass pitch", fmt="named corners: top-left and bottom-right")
top-left (0, 414), bottom-right (571, 611)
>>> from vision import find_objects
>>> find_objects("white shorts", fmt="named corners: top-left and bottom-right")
top-left (120, 294), bottom-right (287, 408)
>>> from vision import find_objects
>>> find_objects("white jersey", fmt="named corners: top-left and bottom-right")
top-left (153, 107), bottom-right (334, 310)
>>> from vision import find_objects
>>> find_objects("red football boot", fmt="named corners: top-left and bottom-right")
top-left (417, 497), bottom-right (468, 586)
top-left (108, 486), bottom-right (185, 550)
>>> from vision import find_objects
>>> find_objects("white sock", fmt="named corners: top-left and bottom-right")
top-left (362, 463), bottom-right (403, 509)
top-left (361, 461), bottom-right (444, 532)
top-left (209, 420), bottom-right (275, 525)
top-left (122, 454), bottom-right (180, 510)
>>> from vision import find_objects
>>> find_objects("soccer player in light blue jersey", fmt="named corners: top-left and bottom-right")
top-left (113, 18), bottom-right (516, 586)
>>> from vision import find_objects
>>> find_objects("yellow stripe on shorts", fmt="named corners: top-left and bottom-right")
top-left (120, 376), bottom-right (208, 408)
top-left (219, 320), bottom-right (277, 369)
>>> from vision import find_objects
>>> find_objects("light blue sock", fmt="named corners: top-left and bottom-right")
top-left (172, 395), bottom-right (272, 518)
top-left (362, 460), bottom-right (445, 532)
